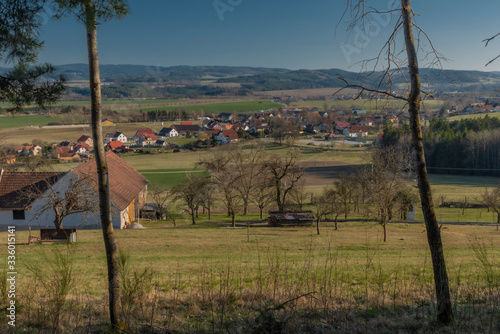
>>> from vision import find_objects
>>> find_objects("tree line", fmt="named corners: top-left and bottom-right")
top-left (382, 116), bottom-right (500, 176)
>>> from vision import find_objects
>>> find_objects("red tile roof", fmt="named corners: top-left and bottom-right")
top-left (0, 171), bottom-right (66, 209)
top-left (222, 129), bottom-right (239, 140)
top-left (136, 129), bottom-right (155, 137)
top-left (77, 135), bottom-right (92, 142)
top-left (107, 141), bottom-right (124, 150)
top-left (348, 125), bottom-right (368, 133)
top-left (74, 142), bottom-right (91, 151)
top-left (72, 151), bottom-right (148, 211)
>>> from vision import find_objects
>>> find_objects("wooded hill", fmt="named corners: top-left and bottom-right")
top-left (3, 64), bottom-right (500, 98)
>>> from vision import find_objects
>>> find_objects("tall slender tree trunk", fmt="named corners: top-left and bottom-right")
top-left (85, 1), bottom-right (121, 328)
top-left (401, 0), bottom-right (453, 325)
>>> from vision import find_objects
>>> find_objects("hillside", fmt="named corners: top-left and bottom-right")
top-left (3, 65), bottom-right (500, 99)
top-left (54, 64), bottom-right (290, 82)
top-left (217, 68), bottom-right (500, 92)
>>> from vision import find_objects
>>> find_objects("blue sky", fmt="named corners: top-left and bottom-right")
top-left (33, 0), bottom-right (500, 72)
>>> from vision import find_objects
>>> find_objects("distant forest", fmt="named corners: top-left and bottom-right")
top-left (382, 116), bottom-right (500, 177)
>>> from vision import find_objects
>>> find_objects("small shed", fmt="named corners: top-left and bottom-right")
top-left (268, 211), bottom-right (315, 227)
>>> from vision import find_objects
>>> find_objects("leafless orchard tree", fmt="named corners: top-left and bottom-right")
top-left (198, 153), bottom-right (242, 227)
top-left (361, 146), bottom-right (414, 242)
top-left (172, 173), bottom-right (210, 225)
top-left (287, 181), bottom-right (310, 211)
top-left (332, 175), bottom-right (353, 220)
top-left (312, 187), bottom-right (333, 235)
top-left (250, 176), bottom-right (275, 219)
top-left (148, 184), bottom-right (175, 224)
top-left (339, 0), bottom-right (454, 324)
top-left (480, 185), bottom-right (500, 229)
top-left (263, 151), bottom-right (304, 212)
top-left (330, 181), bottom-right (352, 230)
top-left (27, 173), bottom-right (98, 229)
top-left (228, 146), bottom-right (266, 215)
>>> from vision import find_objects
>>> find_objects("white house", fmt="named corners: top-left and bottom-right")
top-left (215, 130), bottom-right (239, 144)
top-left (105, 132), bottom-right (128, 144)
top-left (159, 127), bottom-right (179, 137)
top-left (343, 125), bottom-right (369, 137)
top-left (0, 152), bottom-right (148, 230)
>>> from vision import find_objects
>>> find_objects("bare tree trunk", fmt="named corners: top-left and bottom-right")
top-left (85, 1), bottom-right (121, 328)
top-left (401, 0), bottom-right (453, 325)
top-left (190, 209), bottom-right (196, 225)
top-left (316, 218), bottom-right (320, 235)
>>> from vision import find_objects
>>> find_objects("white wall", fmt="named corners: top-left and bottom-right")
top-left (0, 172), bottom-right (125, 229)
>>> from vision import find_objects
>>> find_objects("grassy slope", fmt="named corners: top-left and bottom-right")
top-left (448, 111), bottom-right (500, 121)
top-left (0, 115), bottom-right (63, 129)
top-left (290, 98), bottom-right (443, 112)
top-left (5, 220), bottom-right (499, 296)
top-left (136, 100), bottom-right (281, 113)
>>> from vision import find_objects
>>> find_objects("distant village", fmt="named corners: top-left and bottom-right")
top-left (3, 98), bottom-right (500, 164)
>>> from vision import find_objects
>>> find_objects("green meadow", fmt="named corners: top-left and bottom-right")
top-left (137, 100), bottom-right (282, 114)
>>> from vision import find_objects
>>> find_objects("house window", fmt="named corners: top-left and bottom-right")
top-left (13, 210), bottom-right (25, 220)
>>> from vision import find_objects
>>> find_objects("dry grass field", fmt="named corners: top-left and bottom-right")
top-left (1, 219), bottom-right (499, 332)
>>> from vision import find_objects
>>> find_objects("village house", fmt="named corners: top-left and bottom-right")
top-left (14, 145), bottom-right (42, 156)
top-left (216, 129), bottom-right (239, 144)
top-left (217, 112), bottom-right (233, 122)
top-left (73, 143), bottom-right (91, 155)
top-left (203, 120), bottom-right (223, 131)
top-left (0, 151), bottom-right (148, 230)
top-left (159, 127), bottom-right (179, 137)
top-left (171, 124), bottom-right (201, 136)
top-left (102, 118), bottom-right (114, 126)
top-left (155, 140), bottom-right (169, 147)
top-left (107, 140), bottom-right (127, 152)
top-left (5, 155), bottom-right (16, 164)
top-left (132, 129), bottom-right (155, 141)
top-left (76, 135), bottom-right (94, 148)
top-left (343, 125), bottom-right (369, 137)
top-left (105, 132), bottom-right (128, 144)
top-left (335, 122), bottom-right (350, 130)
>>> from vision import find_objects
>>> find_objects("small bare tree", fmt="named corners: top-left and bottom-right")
top-left (198, 153), bottom-right (242, 227)
top-left (250, 177), bottom-right (275, 219)
top-left (172, 173), bottom-right (210, 225)
top-left (263, 151), bottom-right (304, 212)
top-left (27, 173), bottom-right (98, 229)
top-left (312, 187), bottom-right (333, 235)
top-left (148, 185), bottom-right (174, 223)
top-left (287, 182), bottom-right (310, 211)
top-left (228, 146), bottom-right (266, 215)
top-left (481, 186), bottom-right (500, 229)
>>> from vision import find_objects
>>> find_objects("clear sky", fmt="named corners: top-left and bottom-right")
top-left (32, 0), bottom-right (500, 72)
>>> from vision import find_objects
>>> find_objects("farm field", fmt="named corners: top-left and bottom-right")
top-left (136, 100), bottom-right (282, 114)
top-left (0, 121), bottom-right (168, 145)
top-left (2, 219), bottom-right (499, 332)
top-left (290, 98), bottom-right (443, 112)
top-left (0, 98), bottom-right (186, 108)
top-left (448, 111), bottom-right (500, 121)
top-left (255, 87), bottom-right (361, 97)
top-left (0, 114), bottom-right (63, 129)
